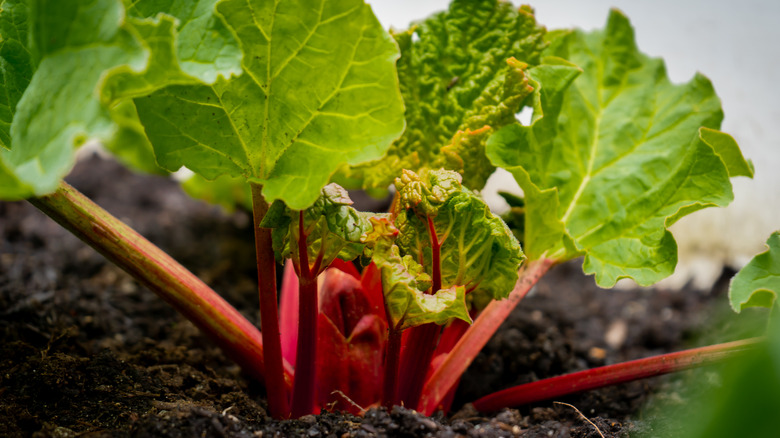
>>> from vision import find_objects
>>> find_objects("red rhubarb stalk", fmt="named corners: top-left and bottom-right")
top-left (291, 211), bottom-right (319, 417)
top-left (250, 184), bottom-right (291, 418)
top-left (397, 216), bottom-right (443, 407)
top-left (383, 327), bottom-right (404, 408)
top-left (30, 182), bottom-right (294, 389)
top-left (426, 318), bottom-right (472, 414)
top-left (472, 337), bottom-right (761, 412)
top-left (419, 258), bottom-right (554, 415)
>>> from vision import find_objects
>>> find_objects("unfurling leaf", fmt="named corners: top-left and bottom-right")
top-left (362, 216), bottom-right (471, 330)
top-left (340, 0), bottom-right (545, 191)
top-left (394, 169), bottom-right (525, 308)
top-left (266, 183), bottom-right (375, 272)
top-left (729, 231), bottom-right (780, 313)
top-left (487, 10), bottom-right (752, 287)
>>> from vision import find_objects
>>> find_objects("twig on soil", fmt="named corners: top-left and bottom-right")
top-left (331, 390), bottom-right (367, 414)
top-left (553, 402), bottom-right (605, 438)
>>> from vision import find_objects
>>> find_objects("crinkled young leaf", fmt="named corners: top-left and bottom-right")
top-left (0, 0), bottom-right (148, 199)
top-left (729, 231), bottom-right (780, 313)
top-left (135, 0), bottom-right (405, 210)
top-left (362, 218), bottom-right (471, 330)
top-left (487, 10), bottom-right (753, 287)
top-left (395, 168), bottom-right (463, 217)
top-left (340, 0), bottom-right (545, 191)
top-left (394, 170), bottom-right (524, 307)
top-left (267, 183), bottom-right (374, 271)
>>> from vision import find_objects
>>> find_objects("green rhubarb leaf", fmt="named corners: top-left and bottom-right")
top-left (394, 169), bottom-right (524, 307)
top-left (268, 183), bottom-right (375, 271)
top-left (0, 0), bottom-right (239, 199)
top-left (181, 172), bottom-right (253, 212)
top-left (104, 100), bottom-right (169, 175)
top-left (729, 232), bottom-right (780, 313)
top-left (340, 0), bottom-right (545, 191)
top-left (135, 0), bottom-right (405, 210)
top-left (122, 0), bottom-right (241, 84)
top-left (362, 217), bottom-right (471, 330)
top-left (0, 0), bottom-right (149, 199)
top-left (0, 155), bottom-right (31, 200)
top-left (102, 1), bottom-right (242, 174)
top-left (487, 10), bottom-right (752, 287)
top-left (104, 0), bottom-right (241, 101)
top-left (0, 0), bottom-right (32, 150)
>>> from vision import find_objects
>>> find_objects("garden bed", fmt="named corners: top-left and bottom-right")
top-left (1, 156), bottom-right (735, 437)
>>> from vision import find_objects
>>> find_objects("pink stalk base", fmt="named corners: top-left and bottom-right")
top-left (419, 258), bottom-right (554, 414)
top-left (251, 184), bottom-right (290, 418)
top-left (30, 182), bottom-right (294, 389)
top-left (472, 337), bottom-right (761, 412)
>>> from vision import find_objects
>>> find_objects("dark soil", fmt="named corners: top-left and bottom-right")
top-left (0, 155), bottom-right (752, 437)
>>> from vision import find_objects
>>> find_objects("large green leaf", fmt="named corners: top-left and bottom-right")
top-left (104, 100), bottom-right (169, 175)
top-left (135, 0), bottom-right (405, 210)
top-left (487, 10), bottom-right (753, 287)
top-left (181, 172), bottom-right (252, 212)
top-left (0, 0), bottom-right (239, 199)
top-left (394, 169), bottom-right (524, 308)
top-left (339, 0), bottom-right (545, 191)
top-left (729, 231), bottom-right (780, 313)
top-left (0, 0), bottom-right (148, 199)
top-left (0, 0), bottom-right (32, 150)
top-left (122, 0), bottom-right (241, 84)
top-left (104, 1), bottom-right (242, 173)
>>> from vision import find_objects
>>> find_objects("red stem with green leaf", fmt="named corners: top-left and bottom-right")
top-left (396, 216), bottom-right (443, 407)
top-left (250, 183), bottom-right (290, 418)
top-left (28, 182), bottom-right (762, 419)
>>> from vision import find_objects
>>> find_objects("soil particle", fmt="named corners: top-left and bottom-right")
top-left (0, 155), bottom-right (743, 437)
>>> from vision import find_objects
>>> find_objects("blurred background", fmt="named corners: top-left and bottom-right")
top-left (370, 0), bottom-right (780, 289)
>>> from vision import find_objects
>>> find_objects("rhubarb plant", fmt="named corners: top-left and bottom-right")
top-left (0, 0), bottom-right (762, 421)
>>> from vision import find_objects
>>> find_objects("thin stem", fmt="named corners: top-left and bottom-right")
top-left (419, 258), bottom-right (554, 415)
top-left (428, 216), bottom-right (442, 293)
top-left (291, 211), bottom-right (319, 417)
top-left (471, 337), bottom-right (761, 412)
top-left (29, 182), bottom-right (294, 389)
top-left (396, 216), bottom-right (443, 407)
top-left (250, 183), bottom-right (290, 418)
top-left (383, 327), bottom-right (404, 408)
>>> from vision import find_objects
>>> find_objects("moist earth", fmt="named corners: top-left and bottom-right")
top-left (0, 155), bottom-right (749, 437)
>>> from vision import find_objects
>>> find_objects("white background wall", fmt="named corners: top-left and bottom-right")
top-left (369, 0), bottom-right (780, 288)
